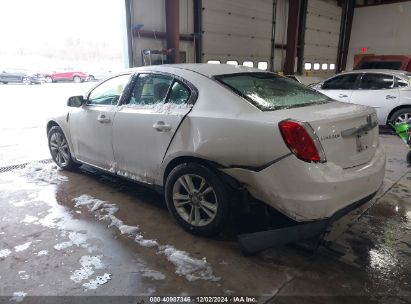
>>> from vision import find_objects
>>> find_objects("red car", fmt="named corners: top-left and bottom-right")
top-left (44, 68), bottom-right (89, 83)
top-left (354, 55), bottom-right (411, 72)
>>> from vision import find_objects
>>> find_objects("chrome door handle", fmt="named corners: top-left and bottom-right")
top-left (153, 121), bottom-right (172, 132)
top-left (97, 114), bottom-right (111, 123)
top-left (386, 95), bottom-right (397, 100)
top-left (338, 94), bottom-right (348, 98)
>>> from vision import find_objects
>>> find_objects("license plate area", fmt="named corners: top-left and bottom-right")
top-left (356, 132), bottom-right (369, 153)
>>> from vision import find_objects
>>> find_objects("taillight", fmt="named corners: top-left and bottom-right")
top-left (279, 120), bottom-right (326, 163)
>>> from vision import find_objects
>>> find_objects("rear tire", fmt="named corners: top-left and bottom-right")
top-left (2, 82), bottom-right (8, 84)
top-left (407, 151), bottom-right (411, 166)
top-left (390, 107), bottom-right (411, 125)
top-left (48, 126), bottom-right (80, 170)
top-left (165, 163), bottom-right (230, 236)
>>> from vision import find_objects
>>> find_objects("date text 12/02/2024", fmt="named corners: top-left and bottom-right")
top-left (148, 296), bottom-right (257, 303)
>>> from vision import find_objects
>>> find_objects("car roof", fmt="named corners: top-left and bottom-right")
top-left (128, 63), bottom-right (262, 77)
top-left (343, 69), bottom-right (410, 76)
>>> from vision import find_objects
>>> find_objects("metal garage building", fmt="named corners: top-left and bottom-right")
top-left (124, 0), bottom-right (411, 78)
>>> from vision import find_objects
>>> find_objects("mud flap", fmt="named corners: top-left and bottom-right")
top-left (237, 220), bottom-right (329, 256)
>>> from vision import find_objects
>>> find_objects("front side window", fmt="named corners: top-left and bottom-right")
top-left (215, 73), bottom-right (330, 111)
top-left (87, 74), bottom-right (131, 105)
top-left (128, 74), bottom-right (173, 106)
top-left (359, 73), bottom-right (394, 90)
top-left (322, 74), bottom-right (359, 90)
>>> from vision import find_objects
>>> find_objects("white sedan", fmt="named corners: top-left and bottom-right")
top-left (47, 64), bottom-right (385, 236)
top-left (312, 69), bottom-right (411, 125)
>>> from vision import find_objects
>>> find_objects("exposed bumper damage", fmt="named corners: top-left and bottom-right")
top-left (222, 145), bottom-right (385, 222)
top-left (237, 191), bottom-right (377, 255)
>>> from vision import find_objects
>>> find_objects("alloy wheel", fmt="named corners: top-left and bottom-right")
top-left (23, 77), bottom-right (30, 85)
top-left (49, 132), bottom-right (70, 167)
top-left (395, 112), bottom-right (411, 124)
top-left (172, 174), bottom-right (218, 227)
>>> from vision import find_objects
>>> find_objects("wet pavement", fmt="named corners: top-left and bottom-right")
top-left (0, 132), bottom-right (410, 303)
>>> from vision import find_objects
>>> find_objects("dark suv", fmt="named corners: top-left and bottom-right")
top-left (0, 69), bottom-right (43, 85)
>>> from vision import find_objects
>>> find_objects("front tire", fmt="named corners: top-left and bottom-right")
top-left (48, 126), bottom-right (80, 170)
top-left (390, 107), bottom-right (411, 125)
top-left (73, 76), bottom-right (81, 83)
top-left (165, 163), bottom-right (230, 236)
top-left (407, 151), bottom-right (411, 166)
top-left (23, 77), bottom-right (31, 85)
top-left (45, 76), bottom-right (53, 83)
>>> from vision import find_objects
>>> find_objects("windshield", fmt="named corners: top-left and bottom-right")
top-left (215, 73), bottom-right (330, 111)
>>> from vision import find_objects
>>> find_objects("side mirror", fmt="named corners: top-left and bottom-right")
top-left (67, 96), bottom-right (85, 107)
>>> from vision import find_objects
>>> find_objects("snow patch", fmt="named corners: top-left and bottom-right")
top-left (14, 242), bottom-right (32, 252)
top-left (37, 250), bottom-right (48, 256)
top-left (82, 273), bottom-right (112, 290)
top-left (139, 267), bottom-right (166, 280)
top-left (119, 225), bottom-right (139, 235)
top-left (135, 235), bottom-right (158, 248)
top-left (18, 271), bottom-right (30, 280)
top-left (70, 255), bottom-right (105, 283)
top-left (21, 215), bottom-right (39, 224)
top-left (158, 246), bottom-right (220, 282)
top-left (10, 291), bottom-right (27, 302)
top-left (19, 162), bottom-right (68, 185)
top-left (54, 232), bottom-right (88, 251)
top-left (72, 194), bottom-right (220, 282)
top-left (0, 249), bottom-right (12, 258)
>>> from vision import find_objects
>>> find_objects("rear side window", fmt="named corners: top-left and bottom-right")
top-left (168, 81), bottom-right (191, 104)
top-left (322, 74), bottom-right (359, 90)
top-left (395, 76), bottom-right (411, 88)
top-left (215, 73), bottom-right (330, 111)
top-left (128, 74), bottom-right (173, 105)
top-left (359, 74), bottom-right (394, 90)
top-left (360, 61), bottom-right (402, 70)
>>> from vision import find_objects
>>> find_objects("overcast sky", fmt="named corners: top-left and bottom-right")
top-left (0, 0), bottom-right (124, 65)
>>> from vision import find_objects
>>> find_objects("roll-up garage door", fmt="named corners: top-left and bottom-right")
top-left (303, 0), bottom-right (341, 77)
top-left (202, 0), bottom-right (274, 69)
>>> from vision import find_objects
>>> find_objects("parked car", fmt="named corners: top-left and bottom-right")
top-left (312, 69), bottom-right (411, 125)
top-left (0, 69), bottom-right (43, 84)
top-left (44, 68), bottom-right (88, 83)
top-left (47, 64), bottom-right (385, 236)
top-left (354, 55), bottom-right (411, 72)
top-left (87, 69), bottom-right (115, 82)
top-left (286, 75), bottom-right (323, 87)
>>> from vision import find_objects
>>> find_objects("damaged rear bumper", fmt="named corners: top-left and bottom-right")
top-left (238, 191), bottom-right (377, 255)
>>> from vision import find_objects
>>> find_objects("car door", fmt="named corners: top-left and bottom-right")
top-left (317, 73), bottom-right (360, 102)
top-left (350, 73), bottom-right (400, 124)
top-left (3, 69), bottom-right (19, 83)
top-left (68, 74), bottom-right (132, 169)
top-left (112, 73), bottom-right (194, 183)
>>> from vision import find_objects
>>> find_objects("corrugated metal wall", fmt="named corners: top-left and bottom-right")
top-left (201, 0), bottom-right (288, 70)
top-left (128, 0), bottom-right (341, 75)
top-left (303, 0), bottom-right (341, 76)
top-left (129, 0), bottom-right (194, 67)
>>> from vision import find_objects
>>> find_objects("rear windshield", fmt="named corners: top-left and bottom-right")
top-left (215, 73), bottom-right (330, 111)
top-left (360, 61), bottom-right (402, 70)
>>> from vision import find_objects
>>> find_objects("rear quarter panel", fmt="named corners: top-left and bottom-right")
top-left (160, 70), bottom-right (291, 185)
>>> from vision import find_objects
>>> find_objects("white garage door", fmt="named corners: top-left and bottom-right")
top-left (303, 0), bottom-right (341, 77)
top-left (202, 0), bottom-right (274, 69)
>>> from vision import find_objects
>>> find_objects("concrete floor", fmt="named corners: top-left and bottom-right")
top-left (0, 133), bottom-right (410, 303)
top-left (0, 83), bottom-right (410, 303)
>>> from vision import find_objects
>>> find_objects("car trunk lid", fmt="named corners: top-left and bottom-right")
top-left (276, 102), bottom-right (379, 169)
